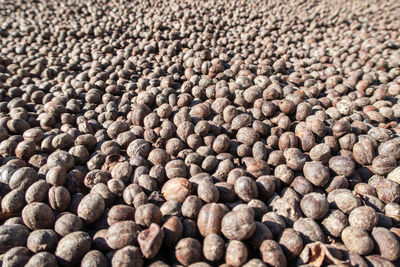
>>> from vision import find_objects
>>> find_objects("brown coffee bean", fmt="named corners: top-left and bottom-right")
top-left (334, 191), bottom-right (361, 213)
top-left (300, 192), bottom-right (329, 220)
top-left (221, 208), bottom-right (256, 240)
top-left (353, 140), bottom-right (375, 165)
top-left (161, 178), bottom-right (192, 203)
top-left (2, 246), bottom-right (31, 267)
top-left (9, 166), bottom-right (38, 190)
top-left (55, 231), bottom-right (91, 266)
top-left (290, 176), bottom-right (313, 196)
top-left (138, 223), bottom-right (164, 259)
top-left (259, 240), bottom-right (287, 267)
top-left (48, 185), bottom-right (71, 211)
top-left (162, 216), bottom-right (183, 247)
top-left (234, 176), bottom-right (258, 202)
top-left (293, 218), bottom-right (326, 244)
top-left (181, 195), bottom-right (203, 219)
top-left (309, 143), bottom-right (331, 163)
top-left (372, 155), bottom-right (397, 175)
top-left (348, 206), bottom-right (378, 231)
top-left (256, 176), bottom-right (276, 201)
top-left (77, 193), bottom-right (105, 223)
top-left (27, 229), bottom-right (58, 253)
top-left (106, 205), bottom-right (135, 226)
top-left (111, 246), bottom-right (143, 267)
top-left (272, 196), bottom-right (302, 226)
top-left (25, 251), bottom-right (58, 267)
top-left (106, 220), bottom-right (141, 249)
top-left (22, 202), bottom-right (55, 230)
top-left (284, 148), bottom-right (306, 171)
top-left (278, 132), bottom-right (298, 151)
top-left (226, 240), bottom-right (248, 267)
top-left (303, 161), bottom-right (330, 186)
top-left (197, 203), bottom-right (225, 237)
top-left (354, 183), bottom-right (377, 196)
top-left (376, 179), bottom-right (400, 204)
top-left (203, 234), bottom-right (225, 262)
top-left (81, 250), bottom-right (109, 267)
top-left (197, 180), bottom-right (219, 203)
top-left (175, 238), bottom-right (202, 266)
top-left (54, 212), bottom-right (83, 236)
top-left (135, 203), bottom-right (163, 227)
top-left (0, 224), bottom-right (30, 253)
top-left (372, 227), bottom-right (400, 261)
top-left (274, 164), bottom-right (294, 184)
top-left (321, 210), bottom-right (349, 238)
top-left (243, 259), bottom-right (268, 267)
top-left (332, 120), bottom-right (351, 138)
top-left (25, 180), bottom-right (49, 203)
top-left (329, 156), bottom-right (355, 177)
top-left (93, 229), bottom-right (111, 252)
top-left (341, 226), bottom-right (374, 255)
top-left (364, 255), bottom-right (395, 267)
top-left (279, 228), bottom-right (303, 260)
top-left (247, 221), bottom-right (273, 248)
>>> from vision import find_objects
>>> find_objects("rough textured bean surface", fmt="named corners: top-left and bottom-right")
top-left (0, 0), bottom-right (400, 266)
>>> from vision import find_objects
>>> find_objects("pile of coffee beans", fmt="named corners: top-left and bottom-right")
top-left (1, 0), bottom-right (400, 266)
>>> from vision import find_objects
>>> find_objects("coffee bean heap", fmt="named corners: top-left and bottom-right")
top-left (1, 0), bottom-right (400, 266)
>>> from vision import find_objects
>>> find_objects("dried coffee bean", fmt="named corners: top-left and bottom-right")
top-left (77, 193), bottom-right (105, 223)
top-left (234, 176), bottom-right (258, 202)
top-left (25, 180), bottom-right (49, 203)
top-left (334, 191), bottom-right (361, 213)
top-left (197, 203), bottom-right (225, 237)
top-left (262, 212), bottom-right (286, 238)
top-left (247, 221), bottom-right (273, 248)
top-left (259, 240), bottom-right (287, 267)
top-left (226, 240), bottom-right (248, 267)
top-left (22, 202), bottom-right (55, 230)
top-left (372, 155), bottom-right (397, 175)
top-left (279, 228), bottom-right (303, 260)
top-left (55, 231), bottom-right (91, 266)
top-left (181, 196), bottom-right (203, 219)
top-left (243, 259), bottom-right (267, 267)
top-left (293, 218), bottom-right (326, 244)
top-left (341, 226), bottom-right (374, 255)
top-left (175, 238), bottom-right (202, 266)
top-left (162, 178), bottom-right (192, 203)
top-left (106, 221), bottom-right (141, 249)
top-left (81, 250), bottom-right (109, 267)
top-left (107, 205), bottom-right (135, 225)
top-left (138, 223), bottom-right (163, 259)
top-left (371, 227), bottom-right (400, 261)
top-left (197, 180), bottom-right (219, 203)
top-left (162, 216), bottom-right (183, 248)
top-left (300, 192), bottom-right (329, 220)
top-left (111, 246), bottom-right (143, 267)
top-left (48, 185), bottom-right (71, 211)
top-left (0, 224), bottom-right (30, 253)
top-left (25, 251), bottom-right (58, 267)
top-left (135, 203), bottom-right (163, 227)
top-left (321, 210), bottom-right (349, 238)
top-left (348, 206), bottom-right (378, 231)
top-left (364, 255), bottom-right (395, 267)
top-left (376, 179), bottom-right (400, 203)
top-left (203, 234), bottom-right (225, 262)
top-left (2, 246), bottom-right (31, 267)
top-left (27, 229), bottom-right (58, 253)
top-left (221, 208), bottom-right (256, 240)
top-left (329, 156), bottom-right (355, 177)
top-left (303, 161), bottom-right (330, 186)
